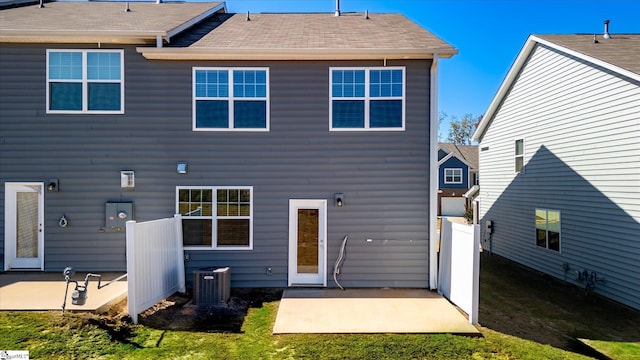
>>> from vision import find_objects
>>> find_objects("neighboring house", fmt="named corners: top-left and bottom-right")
top-left (472, 32), bottom-right (640, 309)
top-left (437, 143), bottom-right (478, 216)
top-left (0, 1), bottom-right (457, 290)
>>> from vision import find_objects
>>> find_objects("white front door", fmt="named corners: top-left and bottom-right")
top-left (288, 199), bottom-right (327, 286)
top-left (4, 183), bottom-right (44, 270)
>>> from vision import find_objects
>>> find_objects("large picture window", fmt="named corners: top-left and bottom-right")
top-left (193, 68), bottom-right (269, 131)
top-left (535, 209), bottom-right (560, 251)
top-left (177, 186), bottom-right (253, 250)
top-left (47, 50), bottom-right (124, 113)
top-left (330, 67), bottom-right (405, 131)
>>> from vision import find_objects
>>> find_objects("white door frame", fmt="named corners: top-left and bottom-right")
top-left (288, 199), bottom-right (327, 287)
top-left (4, 182), bottom-right (45, 270)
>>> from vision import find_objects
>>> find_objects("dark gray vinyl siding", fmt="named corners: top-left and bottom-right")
top-left (0, 44), bottom-right (433, 288)
top-left (477, 44), bottom-right (640, 310)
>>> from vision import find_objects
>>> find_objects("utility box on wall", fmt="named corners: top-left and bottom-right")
top-left (105, 202), bottom-right (133, 229)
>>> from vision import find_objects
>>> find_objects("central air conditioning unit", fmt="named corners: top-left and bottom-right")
top-left (193, 267), bottom-right (231, 306)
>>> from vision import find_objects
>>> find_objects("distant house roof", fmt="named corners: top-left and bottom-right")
top-left (139, 12), bottom-right (457, 60)
top-left (438, 143), bottom-right (478, 170)
top-left (473, 34), bottom-right (640, 141)
top-left (0, 2), bottom-right (226, 44)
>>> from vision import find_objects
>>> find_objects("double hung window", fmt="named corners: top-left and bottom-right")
top-left (47, 50), bottom-right (124, 113)
top-left (535, 209), bottom-right (560, 251)
top-left (177, 186), bottom-right (253, 250)
top-left (330, 67), bottom-right (405, 130)
top-left (515, 139), bottom-right (524, 173)
top-left (444, 168), bottom-right (463, 184)
top-left (193, 68), bottom-right (269, 131)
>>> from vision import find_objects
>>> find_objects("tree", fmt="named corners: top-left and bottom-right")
top-left (447, 113), bottom-right (481, 145)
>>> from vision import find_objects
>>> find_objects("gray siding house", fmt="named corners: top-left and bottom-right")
top-left (0, 1), bottom-right (457, 289)
top-left (473, 33), bottom-right (640, 309)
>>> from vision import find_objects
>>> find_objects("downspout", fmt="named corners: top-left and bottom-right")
top-left (429, 54), bottom-right (439, 290)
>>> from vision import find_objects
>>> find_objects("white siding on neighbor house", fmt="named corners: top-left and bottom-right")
top-left (478, 43), bottom-right (640, 309)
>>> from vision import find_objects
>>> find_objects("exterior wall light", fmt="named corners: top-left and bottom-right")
top-left (177, 162), bottom-right (188, 174)
top-left (120, 170), bottom-right (135, 188)
top-left (334, 193), bottom-right (344, 207)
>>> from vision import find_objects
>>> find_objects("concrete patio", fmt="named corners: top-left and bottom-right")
top-left (273, 288), bottom-right (479, 334)
top-left (0, 272), bottom-right (127, 312)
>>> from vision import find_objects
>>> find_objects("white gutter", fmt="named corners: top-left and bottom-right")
top-left (137, 47), bottom-right (458, 61)
top-left (429, 53), bottom-right (439, 290)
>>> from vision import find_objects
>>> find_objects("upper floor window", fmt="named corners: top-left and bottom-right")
top-left (193, 68), bottom-right (269, 131)
top-left (444, 168), bottom-right (463, 184)
top-left (330, 67), bottom-right (405, 131)
top-left (515, 139), bottom-right (524, 173)
top-left (177, 186), bottom-right (253, 250)
top-left (535, 209), bottom-right (560, 252)
top-left (47, 50), bottom-right (124, 113)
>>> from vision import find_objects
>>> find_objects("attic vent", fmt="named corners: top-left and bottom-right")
top-left (603, 19), bottom-right (611, 39)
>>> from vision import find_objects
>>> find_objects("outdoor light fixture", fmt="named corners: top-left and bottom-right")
top-left (47, 178), bottom-right (59, 192)
top-left (177, 162), bottom-right (188, 174)
top-left (120, 171), bottom-right (135, 188)
top-left (334, 193), bottom-right (344, 207)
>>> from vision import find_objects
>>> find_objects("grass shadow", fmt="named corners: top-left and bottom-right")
top-left (137, 288), bottom-right (283, 333)
top-left (479, 252), bottom-right (640, 354)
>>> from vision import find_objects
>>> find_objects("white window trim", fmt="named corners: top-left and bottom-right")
top-left (176, 185), bottom-right (254, 251)
top-left (192, 67), bottom-right (270, 132)
top-left (535, 208), bottom-right (561, 252)
top-left (329, 66), bottom-right (406, 131)
top-left (444, 168), bottom-right (463, 184)
top-left (46, 49), bottom-right (124, 114)
top-left (515, 138), bottom-right (525, 173)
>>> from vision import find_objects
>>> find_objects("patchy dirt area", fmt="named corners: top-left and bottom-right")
top-left (127, 288), bottom-right (284, 332)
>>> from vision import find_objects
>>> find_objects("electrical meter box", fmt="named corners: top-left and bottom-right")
top-left (105, 202), bottom-right (133, 229)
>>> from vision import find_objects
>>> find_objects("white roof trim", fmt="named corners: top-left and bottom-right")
top-left (137, 47), bottom-right (456, 61)
top-left (438, 151), bottom-right (473, 168)
top-left (463, 185), bottom-right (479, 198)
top-left (472, 34), bottom-right (640, 142)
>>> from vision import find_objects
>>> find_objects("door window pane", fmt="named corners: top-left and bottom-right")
top-left (297, 209), bottom-right (319, 273)
top-left (16, 192), bottom-right (39, 258)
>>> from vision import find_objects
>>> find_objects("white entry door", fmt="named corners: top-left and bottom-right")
top-left (4, 182), bottom-right (44, 270)
top-left (288, 199), bottom-right (327, 286)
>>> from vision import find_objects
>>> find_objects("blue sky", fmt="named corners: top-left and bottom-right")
top-left (220, 0), bottom-right (639, 137)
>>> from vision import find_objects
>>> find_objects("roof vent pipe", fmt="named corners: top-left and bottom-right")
top-left (156, 0), bottom-right (162, 4)
top-left (125, 2), bottom-right (130, 12)
top-left (364, 10), bottom-right (369, 19)
top-left (335, 0), bottom-right (341, 16)
top-left (603, 19), bottom-right (611, 39)
top-left (39, 0), bottom-right (44, 8)
top-left (246, 11), bottom-right (250, 21)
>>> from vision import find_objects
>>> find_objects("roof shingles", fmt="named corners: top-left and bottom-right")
top-left (191, 13), bottom-right (453, 52)
top-left (536, 34), bottom-right (640, 76)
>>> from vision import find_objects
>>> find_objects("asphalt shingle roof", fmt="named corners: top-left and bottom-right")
top-left (439, 143), bottom-right (478, 170)
top-left (536, 34), bottom-right (640, 76)
top-left (190, 12), bottom-right (454, 53)
top-left (0, 2), bottom-right (224, 42)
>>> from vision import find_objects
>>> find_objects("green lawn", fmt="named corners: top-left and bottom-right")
top-left (1, 253), bottom-right (639, 359)
top-left (0, 305), bottom-right (589, 360)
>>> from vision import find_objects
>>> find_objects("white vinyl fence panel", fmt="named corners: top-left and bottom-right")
top-left (438, 218), bottom-right (480, 324)
top-left (126, 215), bottom-right (185, 324)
